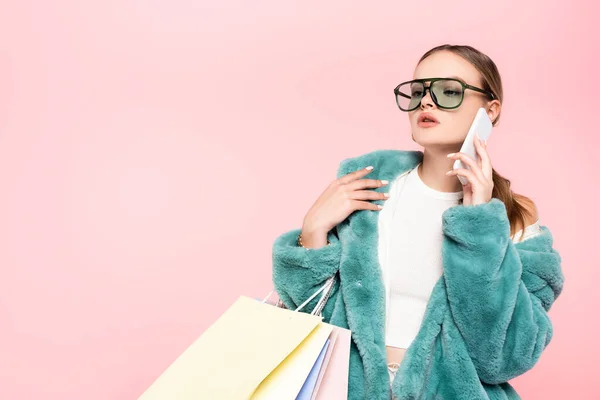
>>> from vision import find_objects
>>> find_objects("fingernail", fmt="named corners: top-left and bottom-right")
top-left (377, 204), bottom-right (383, 209)
top-left (366, 166), bottom-right (374, 170)
top-left (381, 180), bottom-right (389, 185)
top-left (445, 170), bottom-right (453, 175)
top-left (447, 153), bottom-right (455, 158)
top-left (384, 192), bottom-right (390, 198)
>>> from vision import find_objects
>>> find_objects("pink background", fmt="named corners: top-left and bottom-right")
top-left (0, 1), bottom-right (597, 398)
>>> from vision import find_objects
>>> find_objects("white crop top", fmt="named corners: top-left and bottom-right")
top-left (379, 163), bottom-right (542, 349)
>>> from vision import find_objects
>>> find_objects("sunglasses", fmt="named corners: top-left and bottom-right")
top-left (394, 78), bottom-right (495, 112)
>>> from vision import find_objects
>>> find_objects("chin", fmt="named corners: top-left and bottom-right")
top-left (412, 126), bottom-right (442, 138)
top-left (413, 131), bottom-right (457, 147)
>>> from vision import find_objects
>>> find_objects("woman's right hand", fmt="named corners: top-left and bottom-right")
top-left (301, 166), bottom-right (389, 248)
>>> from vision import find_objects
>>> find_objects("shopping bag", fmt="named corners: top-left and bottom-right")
top-left (250, 321), bottom-right (332, 399)
top-left (309, 330), bottom-right (338, 399)
top-left (313, 325), bottom-right (351, 400)
top-left (295, 338), bottom-right (330, 400)
top-left (268, 274), bottom-right (351, 400)
top-left (139, 276), bottom-right (339, 400)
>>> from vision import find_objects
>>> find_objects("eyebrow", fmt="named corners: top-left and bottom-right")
top-left (446, 75), bottom-right (467, 84)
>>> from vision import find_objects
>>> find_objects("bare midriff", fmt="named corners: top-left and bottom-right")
top-left (386, 345), bottom-right (406, 366)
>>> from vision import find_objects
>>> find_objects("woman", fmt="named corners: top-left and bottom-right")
top-left (272, 44), bottom-right (564, 400)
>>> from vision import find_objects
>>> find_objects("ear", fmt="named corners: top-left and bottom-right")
top-left (486, 100), bottom-right (501, 123)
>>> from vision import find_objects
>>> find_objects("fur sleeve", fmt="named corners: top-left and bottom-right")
top-left (441, 198), bottom-right (564, 384)
top-left (271, 227), bottom-right (341, 321)
top-left (270, 154), bottom-right (360, 320)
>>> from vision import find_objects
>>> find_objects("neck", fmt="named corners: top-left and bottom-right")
top-left (419, 147), bottom-right (464, 193)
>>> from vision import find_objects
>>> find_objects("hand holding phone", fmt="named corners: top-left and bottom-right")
top-left (453, 107), bottom-right (493, 186)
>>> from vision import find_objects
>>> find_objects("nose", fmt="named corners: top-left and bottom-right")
top-left (419, 85), bottom-right (435, 109)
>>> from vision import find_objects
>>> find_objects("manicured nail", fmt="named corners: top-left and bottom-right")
top-left (366, 166), bottom-right (374, 170)
top-left (377, 204), bottom-right (383, 209)
top-left (446, 170), bottom-right (454, 175)
top-left (384, 192), bottom-right (390, 198)
top-left (447, 153), bottom-right (455, 158)
top-left (381, 180), bottom-right (389, 185)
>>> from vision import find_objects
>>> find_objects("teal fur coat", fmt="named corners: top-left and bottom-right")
top-left (272, 149), bottom-right (564, 400)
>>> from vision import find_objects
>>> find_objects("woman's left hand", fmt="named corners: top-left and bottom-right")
top-left (446, 134), bottom-right (494, 206)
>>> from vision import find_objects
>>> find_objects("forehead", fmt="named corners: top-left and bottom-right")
top-left (413, 51), bottom-right (482, 86)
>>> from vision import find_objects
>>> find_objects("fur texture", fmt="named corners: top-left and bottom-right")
top-left (272, 149), bottom-right (564, 400)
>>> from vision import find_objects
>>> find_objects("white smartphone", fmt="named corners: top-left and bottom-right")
top-left (453, 107), bottom-right (493, 186)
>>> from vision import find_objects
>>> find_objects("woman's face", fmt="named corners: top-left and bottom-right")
top-left (408, 50), bottom-right (500, 149)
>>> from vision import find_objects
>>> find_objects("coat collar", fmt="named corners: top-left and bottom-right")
top-left (334, 149), bottom-right (423, 395)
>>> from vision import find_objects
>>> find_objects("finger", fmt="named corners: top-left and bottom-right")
top-left (474, 136), bottom-right (483, 168)
top-left (446, 168), bottom-right (483, 187)
top-left (448, 152), bottom-right (486, 183)
top-left (348, 190), bottom-right (390, 201)
top-left (350, 199), bottom-right (383, 211)
top-left (462, 182), bottom-right (473, 203)
top-left (338, 166), bottom-right (375, 185)
top-left (474, 135), bottom-right (492, 179)
top-left (347, 178), bottom-right (389, 191)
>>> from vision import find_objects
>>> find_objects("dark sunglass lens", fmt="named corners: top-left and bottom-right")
top-left (431, 79), bottom-right (464, 108)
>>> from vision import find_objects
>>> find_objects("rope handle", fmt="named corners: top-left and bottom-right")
top-left (262, 273), bottom-right (337, 317)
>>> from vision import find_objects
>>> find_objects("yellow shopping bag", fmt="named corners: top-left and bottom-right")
top-left (139, 277), bottom-right (337, 400)
top-left (251, 319), bottom-right (332, 399)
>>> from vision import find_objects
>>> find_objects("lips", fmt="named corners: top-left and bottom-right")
top-left (418, 112), bottom-right (439, 123)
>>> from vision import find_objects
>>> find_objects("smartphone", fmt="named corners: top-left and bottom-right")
top-left (453, 107), bottom-right (493, 186)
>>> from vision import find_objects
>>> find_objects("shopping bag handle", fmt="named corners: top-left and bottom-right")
top-left (262, 273), bottom-right (337, 317)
